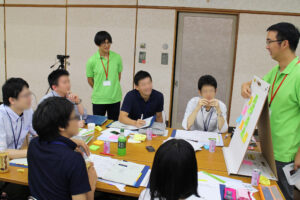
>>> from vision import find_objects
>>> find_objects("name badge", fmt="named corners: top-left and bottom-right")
top-left (103, 80), bottom-right (111, 86)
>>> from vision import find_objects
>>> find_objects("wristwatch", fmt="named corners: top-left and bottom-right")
top-left (75, 98), bottom-right (82, 105)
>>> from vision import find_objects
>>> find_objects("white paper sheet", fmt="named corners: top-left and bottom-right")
top-left (283, 163), bottom-right (300, 185)
top-left (164, 137), bottom-right (203, 151)
top-left (109, 117), bottom-right (154, 130)
top-left (174, 130), bottom-right (223, 146)
top-left (97, 128), bottom-right (135, 142)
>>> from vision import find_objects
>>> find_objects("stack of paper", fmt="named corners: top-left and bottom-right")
top-left (97, 128), bottom-right (136, 142)
top-left (89, 154), bottom-right (149, 187)
top-left (108, 117), bottom-right (154, 130)
top-left (173, 130), bottom-right (224, 146)
top-left (10, 158), bottom-right (28, 167)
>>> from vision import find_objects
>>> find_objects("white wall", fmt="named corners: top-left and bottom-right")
top-left (5, 7), bottom-right (66, 103)
top-left (0, 6), bottom-right (4, 101)
top-left (135, 9), bottom-right (175, 120)
top-left (229, 13), bottom-right (300, 126)
top-left (138, 0), bottom-right (300, 13)
top-left (67, 7), bottom-right (136, 114)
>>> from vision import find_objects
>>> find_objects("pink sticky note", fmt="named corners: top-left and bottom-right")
top-left (109, 135), bottom-right (119, 140)
top-left (242, 105), bottom-right (248, 115)
top-left (242, 160), bottom-right (253, 166)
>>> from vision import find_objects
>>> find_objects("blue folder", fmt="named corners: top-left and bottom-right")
top-left (85, 115), bottom-right (107, 126)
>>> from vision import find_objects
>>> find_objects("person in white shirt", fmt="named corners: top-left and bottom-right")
top-left (39, 69), bottom-right (87, 128)
top-left (182, 75), bottom-right (228, 133)
top-left (139, 139), bottom-right (201, 200)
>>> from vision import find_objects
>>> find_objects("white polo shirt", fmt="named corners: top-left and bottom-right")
top-left (182, 97), bottom-right (228, 133)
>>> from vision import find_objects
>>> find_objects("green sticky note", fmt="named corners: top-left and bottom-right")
top-left (89, 145), bottom-right (100, 151)
top-left (240, 128), bottom-right (245, 138)
top-left (244, 116), bottom-right (250, 127)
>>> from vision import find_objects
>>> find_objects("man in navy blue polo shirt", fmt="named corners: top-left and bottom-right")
top-left (27, 97), bottom-right (97, 200)
top-left (119, 70), bottom-right (164, 127)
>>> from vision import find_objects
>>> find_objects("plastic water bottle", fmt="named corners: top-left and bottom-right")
top-left (117, 128), bottom-right (126, 156)
top-left (0, 141), bottom-right (9, 173)
top-left (146, 128), bottom-right (152, 141)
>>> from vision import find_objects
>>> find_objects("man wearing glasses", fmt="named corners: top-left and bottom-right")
top-left (86, 31), bottom-right (123, 121)
top-left (241, 22), bottom-right (300, 200)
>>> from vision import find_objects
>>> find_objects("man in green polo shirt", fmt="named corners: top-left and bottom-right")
top-left (241, 22), bottom-right (300, 200)
top-left (86, 31), bottom-right (123, 121)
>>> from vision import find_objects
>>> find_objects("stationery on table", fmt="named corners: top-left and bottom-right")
top-left (89, 154), bottom-right (150, 187)
top-left (9, 158), bottom-right (28, 168)
top-left (171, 129), bottom-right (224, 146)
top-left (97, 128), bottom-right (135, 142)
top-left (85, 115), bottom-right (108, 126)
top-left (107, 116), bottom-right (155, 130)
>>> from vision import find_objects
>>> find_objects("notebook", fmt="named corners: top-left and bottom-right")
top-left (85, 115), bottom-right (107, 126)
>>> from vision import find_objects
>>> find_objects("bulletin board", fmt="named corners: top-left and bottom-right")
top-left (223, 76), bottom-right (277, 180)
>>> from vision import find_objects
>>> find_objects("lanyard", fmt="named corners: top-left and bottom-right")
top-left (269, 71), bottom-right (288, 107)
top-left (100, 53), bottom-right (109, 80)
top-left (5, 108), bottom-right (23, 149)
top-left (202, 108), bottom-right (213, 132)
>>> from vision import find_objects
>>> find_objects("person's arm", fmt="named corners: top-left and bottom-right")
top-left (7, 149), bottom-right (27, 159)
top-left (241, 81), bottom-right (252, 99)
top-left (119, 111), bottom-right (145, 128)
top-left (186, 99), bottom-right (208, 130)
top-left (87, 78), bottom-right (94, 88)
top-left (155, 112), bottom-right (163, 123)
top-left (72, 163), bottom-right (97, 200)
top-left (294, 147), bottom-right (300, 170)
top-left (210, 99), bottom-right (228, 133)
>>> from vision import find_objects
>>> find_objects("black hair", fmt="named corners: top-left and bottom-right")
top-left (48, 69), bottom-right (69, 90)
top-left (134, 70), bottom-right (152, 86)
top-left (267, 22), bottom-right (300, 52)
top-left (33, 97), bottom-right (74, 141)
top-left (149, 139), bottom-right (199, 200)
top-left (94, 31), bottom-right (112, 46)
top-left (2, 78), bottom-right (29, 106)
top-left (198, 75), bottom-right (217, 91)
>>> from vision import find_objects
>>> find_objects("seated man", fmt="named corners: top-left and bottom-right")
top-left (0, 78), bottom-right (36, 199)
top-left (182, 75), bottom-right (228, 133)
top-left (40, 69), bottom-right (87, 127)
top-left (119, 70), bottom-right (164, 128)
top-left (28, 97), bottom-right (97, 200)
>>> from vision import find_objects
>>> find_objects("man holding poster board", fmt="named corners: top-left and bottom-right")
top-left (241, 22), bottom-right (300, 200)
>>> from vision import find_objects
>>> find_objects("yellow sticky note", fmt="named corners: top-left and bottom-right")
top-left (95, 126), bottom-right (102, 132)
top-left (93, 140), bottom-right (104, 146)
top-left (17, 169), bottom-right (25, 173)
top-left (242, 132), bottom-right (248, 143)
top-left (259, 175), bottom-right (271, 186)
top-left (239, 120), bottom-right (244, 130)
top-left (248, 96), bottom-right (253, 105)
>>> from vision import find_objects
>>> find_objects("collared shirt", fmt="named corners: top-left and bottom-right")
top-left (86, 50), bottom-right (123, 104)
top-left (0, 104), bottom-right (36, 149)
top-left (263, 56), bottom-right (300, 162)
top-left (182, 97), bottom-right (228, 133)
top-left (28, 136), bottom-right (91, 200)
top-left (121, 89), bottom-right (164, 120)
top-left (39, 91), bottom-right (87, 119)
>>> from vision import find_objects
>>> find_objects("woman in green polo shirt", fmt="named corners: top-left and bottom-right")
top-left (86, 31), bottom-right (123, 120)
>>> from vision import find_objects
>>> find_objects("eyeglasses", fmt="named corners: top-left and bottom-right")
top-left (69, 115), bottom-right (80, 121)
top-left (266, 40), bottom-right (283, 45)
top-left (100, 42), bottom-right (111, 46)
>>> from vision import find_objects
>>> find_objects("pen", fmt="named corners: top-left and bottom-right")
top-left (100, 152), bottom-right (115, 156)
top-left (141, 114), bottom-right (143, 120)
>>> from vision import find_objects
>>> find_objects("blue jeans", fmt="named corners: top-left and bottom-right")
top-left (275, 160), bottom-right (294, 200)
